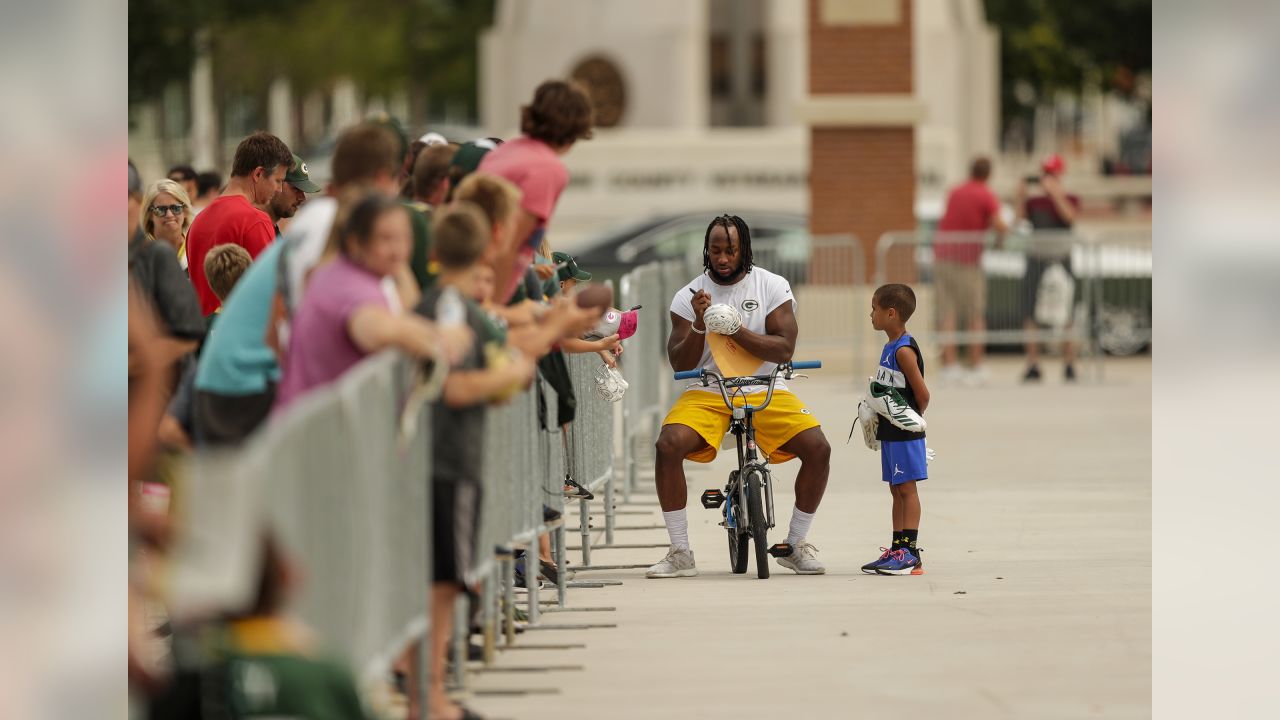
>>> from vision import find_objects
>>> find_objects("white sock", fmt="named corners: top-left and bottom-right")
top-left (663, 509), bottom-right (690, 550)
top-left (786, 507), bottom-right (815, 546)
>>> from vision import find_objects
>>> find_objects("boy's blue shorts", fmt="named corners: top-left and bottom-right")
top-left (881, 438), bottom-right (928, 484)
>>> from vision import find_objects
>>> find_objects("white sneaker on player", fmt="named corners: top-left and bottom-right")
top-left (776, 541), bottom-right (826, 575)
top-left (645, 546), bottom-right (698, 578)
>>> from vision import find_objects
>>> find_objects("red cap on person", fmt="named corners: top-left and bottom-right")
top-left (1041, 153), bottom-right (1065, 176)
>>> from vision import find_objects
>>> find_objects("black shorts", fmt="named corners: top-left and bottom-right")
top-left (432, 479), bottom-right (482, 586)
top-left (192, 385), bottom-right (276, 447)
top-left (1022, 255), bottom-right (1077, 322)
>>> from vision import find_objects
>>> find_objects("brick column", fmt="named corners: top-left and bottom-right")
top-left (801, 0), bottom-right (923, 283)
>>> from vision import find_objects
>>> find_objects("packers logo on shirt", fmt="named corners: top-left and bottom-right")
top-left (741, 299), bottom-right (759, 312)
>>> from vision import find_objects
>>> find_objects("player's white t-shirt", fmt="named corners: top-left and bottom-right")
top-left (669, 266), bottom-right (796, 394)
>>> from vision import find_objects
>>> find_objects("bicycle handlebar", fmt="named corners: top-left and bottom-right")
top-left (671, 361), bottom-right (821, 414)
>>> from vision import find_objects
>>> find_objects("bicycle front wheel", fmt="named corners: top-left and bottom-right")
top-left (745, 469), bottom-right (770, 579)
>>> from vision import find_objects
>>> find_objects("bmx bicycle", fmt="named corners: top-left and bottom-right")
top-left (672, 360), bottom-right (821, 578)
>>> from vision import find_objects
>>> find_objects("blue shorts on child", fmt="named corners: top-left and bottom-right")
top-left (881, 438), bottom-right (928, 484)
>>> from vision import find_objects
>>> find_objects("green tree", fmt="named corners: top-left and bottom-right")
top-left (129, 0), bottom-right (495, 123)
top-left (984, 0), bottom-right (1151, 129)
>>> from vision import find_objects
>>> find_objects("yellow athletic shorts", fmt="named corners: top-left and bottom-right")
top-left (662, 390), bottom-right (820, 464)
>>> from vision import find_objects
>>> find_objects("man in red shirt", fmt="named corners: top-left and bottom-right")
top-left (186, 131), bottom-right (293, 314)
top-left (934, 157), bottom-right (1007, 384)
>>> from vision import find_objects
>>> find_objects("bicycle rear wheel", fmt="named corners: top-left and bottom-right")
top-left (745, 470), bottom-right (770, 579)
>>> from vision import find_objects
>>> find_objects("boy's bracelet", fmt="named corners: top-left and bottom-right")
top-left (690, 323), bottom-right (706, 335)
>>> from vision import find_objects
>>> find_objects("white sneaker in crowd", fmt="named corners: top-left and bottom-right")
top-left (939, 364), bottom-right (967, 386)
top-left (645, 546), bottom-right (698, 578)
top-left (962, 365), bottom-right (990, 387)
top-left (776, 541), bottom-right (826, 575)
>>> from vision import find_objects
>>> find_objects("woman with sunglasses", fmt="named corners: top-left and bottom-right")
top-left (141, 179), bottom-right (195, 272)
top-left (130, 178), bottom-right (205, 376)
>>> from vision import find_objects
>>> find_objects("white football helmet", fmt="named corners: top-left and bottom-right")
top-left (594, 364), bottom-right (629, 402)
top-left (702, 303), bottom-right (742, 335)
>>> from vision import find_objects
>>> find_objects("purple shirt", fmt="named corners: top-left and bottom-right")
top-left (274, 256), bottom-right (390, 412)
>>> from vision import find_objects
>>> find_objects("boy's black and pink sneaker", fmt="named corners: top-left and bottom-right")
top-left (861, 547), bottom-right (894, 574)
top-left (875, 547), bottom-right (922, 576)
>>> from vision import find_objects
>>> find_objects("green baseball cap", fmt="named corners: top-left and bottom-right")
top-left (552, 251), bottom-right (591, 282)
top-left (450, 138), bottom-right (501, 179)
top-left (285, 154), bottom-right (321, 193)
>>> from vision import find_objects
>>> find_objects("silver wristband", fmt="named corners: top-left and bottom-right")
top-left (690, 323), bottom-right (706, 335)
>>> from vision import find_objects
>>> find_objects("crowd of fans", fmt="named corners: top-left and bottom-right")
top-left (128, 79), bottom-right (624, 720)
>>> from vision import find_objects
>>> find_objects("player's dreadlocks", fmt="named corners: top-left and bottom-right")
top-left (702, 214), bottom-right (753, 277)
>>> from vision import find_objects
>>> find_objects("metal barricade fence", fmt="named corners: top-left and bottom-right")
top-left (874, 229), bottom-right (1152, 378)
top-left (470, 374), bottom-right (564, 670)
top-left (766, 233), bottom-right (866, 378)
top-left (1085, 229), bottom-right (1153, 360)
top-left (619, 261), bottom-right (669, 501)
top-left (167, 352), bottom-right (431, 700)
top-left (564, 351), bottom-right (618, 565)
top-left (168, 347), bottom-right (621, 704)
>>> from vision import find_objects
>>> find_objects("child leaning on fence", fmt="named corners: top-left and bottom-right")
top-left (857, 283), bottom-right (931, 576)
top-left (409, 201), bottom-right (535, 720)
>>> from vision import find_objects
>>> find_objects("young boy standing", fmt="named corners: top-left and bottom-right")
top-left (412, 202), bottom-right (535, 720)
top-left (862, 283), bottom-right (931, 576)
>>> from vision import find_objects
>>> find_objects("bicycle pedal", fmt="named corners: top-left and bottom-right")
top-left (700, 489), bottom-right (725, 509)
top-left (767, 543), bottom-right (794, 558)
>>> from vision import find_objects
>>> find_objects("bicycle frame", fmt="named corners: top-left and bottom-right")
top-left (687, 363), bottom-right (814, 531)
top-left (679, 361), bottom-right (820, 577)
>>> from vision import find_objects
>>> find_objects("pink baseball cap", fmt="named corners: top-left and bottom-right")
top-left (617, 309), bottom-right (639, 340)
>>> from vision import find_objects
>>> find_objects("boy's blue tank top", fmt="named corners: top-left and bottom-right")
top-left (876, 333), bottom-right (925, 441)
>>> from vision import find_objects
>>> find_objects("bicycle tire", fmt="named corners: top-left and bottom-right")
top-left (727, 521), bottom-right (749, 574)
top-left (745, 469), bottom-right (770, 579)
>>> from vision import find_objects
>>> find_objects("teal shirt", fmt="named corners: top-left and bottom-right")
top-left (195, 242), bottom-right (283, 395)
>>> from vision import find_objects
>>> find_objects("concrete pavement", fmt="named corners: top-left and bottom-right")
top-left (464, 356), bottom-right (1151, 719)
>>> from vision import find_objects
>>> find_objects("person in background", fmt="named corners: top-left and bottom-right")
top-left (1015, 153), bottom-right (1082, 382)
top-left (193, 170), bottom-right (222, 214)
top-left (186, 131), bottom-right (293, 315)
top-left (445, 139), bottom-right (498, 203)
top-left (404, 142), bottom-right (457, 290)
top-left (166, 164), bottom-right (199, 204)
top-left (158, 243), bottom-right (253, 451)
top-left (272, 191), bottom-right (470, 414)
top-left (478, 80), bottom-right (594, 304)
top-left (413, 203), bottom-right (536, 720)
top-left (202, 244), bottom-right (253, 332)
top-left (934, 157), bottom-right (1008, 386)
top-left (130, 177), bottom-right (205, 374)
top-left (140, 179), bottom-right (195, 273)
top-left (192, 122), bottom-right (404, 448)
top-left (260, 154), bottom-right (322, 236)
top-left (147, 534), bottom-right (371, 719)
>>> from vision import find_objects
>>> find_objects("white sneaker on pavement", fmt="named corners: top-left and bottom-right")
top-left (939, 364), bottom-right (967, 386)
top-left (645, 546), bottom-right (698, 578)
top-left (776, 541), bottom-right (826, 575)
top-left (962, 365), bottom-right (990, 387)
